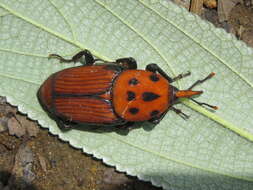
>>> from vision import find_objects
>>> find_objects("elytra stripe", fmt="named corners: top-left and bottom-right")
top-left (57, 73), bottom-right (112, 79)
top-left (55, 82), bottom-right (111, 87)
top-left (54, 97), bottom-right (118, 123)
top-left (55, 78), bottom-right (110, 83)
top-left (56, 75), bottom-right (113, 80)
top-left (53, 66), bottom-right (117, 95)
top-left (55, 84), bottom-right (110, 88)
top-left (55, 88), bottom-right (109, 94)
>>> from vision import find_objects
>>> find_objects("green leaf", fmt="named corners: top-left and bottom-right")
top-left (1, 0), bottom-right (253, 189)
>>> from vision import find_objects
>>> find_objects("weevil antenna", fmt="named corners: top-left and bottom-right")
top-left (190, 98), bottom-right (218, 110)
top-left (188, 72), bottom-right (215, 90)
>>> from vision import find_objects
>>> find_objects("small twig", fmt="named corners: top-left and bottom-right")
top-left (190, 0), bottom-right (204, 15)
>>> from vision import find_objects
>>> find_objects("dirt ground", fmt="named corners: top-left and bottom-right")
top-left (0, 1), bottom-right (253, 190)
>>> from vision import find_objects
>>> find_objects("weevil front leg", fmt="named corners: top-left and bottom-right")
top-left (146, 64), bottom-right (190, 83)
top-left (172, 71), bottom-right (191, 82)
top-left (171, 107), bottom-right (189, 120)
top-left (49, 50), bottom-right (96, 65)
top-left (148, 110), bottom-right (168, 124)
top-left (149, 106), bottom-right (190, 123)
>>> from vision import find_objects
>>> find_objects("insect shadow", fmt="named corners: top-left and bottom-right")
top-left (58, 121), bottom-right (157, 136)
top-left (43, 110), bottom-right (156, 136)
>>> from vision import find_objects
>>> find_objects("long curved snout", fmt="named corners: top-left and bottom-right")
top-left (175, 90), bottom-right (203, 98)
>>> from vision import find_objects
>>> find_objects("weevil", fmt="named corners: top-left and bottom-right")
top-left (38, 50), bottom-right (217, 129)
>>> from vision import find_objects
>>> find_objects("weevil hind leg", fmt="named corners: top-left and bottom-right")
top-left (56, 118), bottom-right (81, 131)
top-left (49, 50), bottom-right (96, 65)
top-left (56, 119), bottom-right (73, 130)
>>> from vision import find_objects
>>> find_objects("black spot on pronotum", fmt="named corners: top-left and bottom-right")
top-left (150, 110), bottom-right (159, 117)
top-left (150, 74), bottom-right (159, 82)
top-left (129, 107), bottom-right (139, 115)
top-left (128, 78), bottom-right (139, 85)
top-left (142, 92), bottom-right (160, 102)
top-left (127, 91), bottom-right (135, 101)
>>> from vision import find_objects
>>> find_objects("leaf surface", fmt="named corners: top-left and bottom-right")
top-left (0, 0), bottom-right (253, 189)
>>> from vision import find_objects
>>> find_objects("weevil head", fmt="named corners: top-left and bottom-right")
top-left (170, 85), bottom-right (218, 110)
top-left (168, 72), bottom-right (218, 111)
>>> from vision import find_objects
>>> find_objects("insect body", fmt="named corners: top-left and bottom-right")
top-left (38, 50), bottom-right (217, 129)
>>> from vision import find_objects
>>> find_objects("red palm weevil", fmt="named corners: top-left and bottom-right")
top-left (38, 50), bottom-right (217, 129)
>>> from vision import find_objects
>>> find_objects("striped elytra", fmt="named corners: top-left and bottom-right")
top-left (38, 65), bottom-right (123, 125)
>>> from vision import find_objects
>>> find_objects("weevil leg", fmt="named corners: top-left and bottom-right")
top-left (146, 64), bottom-right (173, 82)
top-left (56, 119), bottom-right (73, 130)
top-left (115, 57), bottom-right (137, 70)
top-left (171, 107), bottom-right (189, 120)
top-left (49, 50), bottom-right (96, 65)
top-left (113, 122), bottom-right (135, 135)
top-left (148, 110), bottom-right (168, 125)
top-left (190, 98), bottom-right (218, 110)
top-left (117, 121), bottom-right (135, 129)
top-left (188, 72), bottom-right (215, 90)
top-left (146, 64), bottom-right (190, 83)
top-left (172, 71), bottom-right (191, 82)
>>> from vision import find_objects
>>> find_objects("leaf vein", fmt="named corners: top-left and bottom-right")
top-left (108, 133), bottom-right (253, 182)
top-left (94, 0), bottom-right (178, 79)
top-left (0, 2), bottom-right (109, 62)
top-left (47, 0), bottom-right (77, 42)
top-left (138, 0), bottom-right (253, 89)
top-left (0, 73), bottom-right (40, 85)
